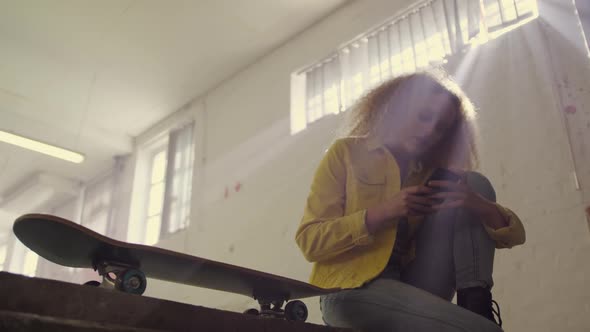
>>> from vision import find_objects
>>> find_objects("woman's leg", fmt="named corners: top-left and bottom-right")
top-left (454, 172), bottom-right (498, 290)
top-left (400, 207), bottom-right (458, 301)
top-left (453, 173), bottom-right (499, 322)
top-left (401, 172), bottom-right (498, 320)
top-left (320, 278), bottom-right (502, 332)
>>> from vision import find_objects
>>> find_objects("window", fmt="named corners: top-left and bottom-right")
top-left (291, 0), bottom-right (539, 134)
top-left (142, 122), bottom-right (195, 245)
top-left (0, 245), bottom-right (6, 270)
top-left (161, 123), bottom-right (194, 235)
top-left (483, 0), bottom-right (538, 34)
top-left (22, 250), bottom-right (38, 277)
top-left (145, 148), bottom-right (168, 245)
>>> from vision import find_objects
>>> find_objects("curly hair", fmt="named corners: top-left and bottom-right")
top-left (343, 71), bottom-right (479, 170)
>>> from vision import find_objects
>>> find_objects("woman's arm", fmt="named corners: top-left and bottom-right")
top-left (428, 172), bottom-right (526, 249)
top-left (481, 203), bottom-right (526, 248)
top-left (295, 140), bottom-right (374, 263)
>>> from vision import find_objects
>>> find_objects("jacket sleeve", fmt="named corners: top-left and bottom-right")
top-left (295, 140), bottom-right (374, 263)
top-left (484, 203), bottom-right (526, 249)
top-left (466, 171), bottom-right (526, 249)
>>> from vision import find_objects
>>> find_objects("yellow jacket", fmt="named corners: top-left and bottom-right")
top-left (295, 137), bottom-right (526, 290)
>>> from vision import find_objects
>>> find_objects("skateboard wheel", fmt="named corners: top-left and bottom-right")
top-left (116, 269), bottom-right (147, 295)
top-left (243, 308), bottom-right (260, 316)
top-left (83, 280), bottom-right (101, 287)
top-left (284, 300), bottom-right (307, 322)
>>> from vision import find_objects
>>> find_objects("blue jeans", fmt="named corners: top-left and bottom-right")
top-left (320, 173), bottom-right (502, 332)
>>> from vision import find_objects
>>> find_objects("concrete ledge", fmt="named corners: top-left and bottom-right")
top-left (0, 272), bottom-right (353, 332)
top-left (0, 311), bottom-right (163, 332)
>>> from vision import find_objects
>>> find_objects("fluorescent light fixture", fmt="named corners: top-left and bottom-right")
top-left (0, 130), bottom-right (85, 163)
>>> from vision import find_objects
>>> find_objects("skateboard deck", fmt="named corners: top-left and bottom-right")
top-left (13, 213), bottom-right (339, 321)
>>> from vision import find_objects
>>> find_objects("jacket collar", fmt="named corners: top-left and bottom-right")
top-left (365, 135), bottom-right (424, 173)
top-left (365, 135), bottom-right (383, 152)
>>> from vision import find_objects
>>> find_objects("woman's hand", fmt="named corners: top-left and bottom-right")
top-left (428, 180), bottom-right (509, 230)
top-left (365, 185), bottom-right (437, 234)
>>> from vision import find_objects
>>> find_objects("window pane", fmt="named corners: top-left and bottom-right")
top-left (410, 13), bottom-right (429, 69)
top-left (151, 150), bottom-right (168, 184)
top-left (515, 0), bottom-right (536, 16)
top-left (500, 0), bottom-right (518, 22)
top-left (180, 206), bottom-right (190, 228)
top-left (145, 215), bottom-right (161, 245)
top-left (0, 245), bottom-right (6, 269)
top-left (161, 123), bottom-right (195, 236)
top-left (399, 20), bottom-right (416, 73)
top-left (168, 200), bottom-right (178, 233)
top-left (180, 205), bottom-right (188, 225)
top-left (174, 151), bottom-right (182, 171)
top-left (172, 176), bottom-right (180, 197)
top-left (183, 173), bottom-right (192, 204)
top-left (484, 0), bottom-right (503, 28)
top-left (23, 251), bottom-right (39, 277)
top-left (147, 182), bottom-right (165, 217)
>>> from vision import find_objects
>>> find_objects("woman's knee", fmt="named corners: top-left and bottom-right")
top-left (466, 172), bottom-right (496, 202)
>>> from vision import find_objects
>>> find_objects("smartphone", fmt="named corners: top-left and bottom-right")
top-left (427, 168), bottom-right (462, 187)
top-left (425, 168), bottom-right (462, 203)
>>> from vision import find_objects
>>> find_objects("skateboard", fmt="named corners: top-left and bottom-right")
top-left (13, 213), bottom-right (339, 322)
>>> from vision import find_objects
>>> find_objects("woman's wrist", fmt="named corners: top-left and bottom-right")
top-left (477, 201), bottom-right (509, 230)
top-left (365, 205), bottom-right (389, 234)
top-left (365, 207), bottom-right (380, 234)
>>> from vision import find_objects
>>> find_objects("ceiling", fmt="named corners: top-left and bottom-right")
top-left (0, 0), bottom-right (349, 236)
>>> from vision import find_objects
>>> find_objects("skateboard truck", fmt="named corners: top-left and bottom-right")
top-left (89, 260), bottom-right (147, 295)
top-left (246, 291), bottom-right (308, 322)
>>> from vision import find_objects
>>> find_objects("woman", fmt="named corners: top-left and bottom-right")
top-left (295, 72), bottom-right (525, 331)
